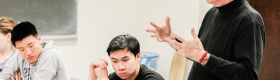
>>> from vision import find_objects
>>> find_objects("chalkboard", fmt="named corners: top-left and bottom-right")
top-left (0, 0), bottom-right (77, 40)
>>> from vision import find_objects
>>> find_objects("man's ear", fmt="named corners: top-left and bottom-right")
top-left (37, 35), bottom-right (41, 42)
top-left (7, 33), bottom-right (11, 41)
top-left (136, 52), bottom-right (141, 63)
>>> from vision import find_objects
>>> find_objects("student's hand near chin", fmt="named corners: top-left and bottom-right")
top-left (88, 58), bottom-right (108, 80)
top-left (11, 69), bottom-right (22, 80)
top-left (94, 66), bottom-right (109, 80)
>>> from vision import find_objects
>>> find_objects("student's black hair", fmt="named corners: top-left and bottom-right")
top-left (11, 21), bottom-right (38, 47)
top-left (106, 34), bottom-right (140, 57)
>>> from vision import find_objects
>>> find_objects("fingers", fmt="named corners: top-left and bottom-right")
top-left (146, 29), bottom-right (156, 34)
top-left (99, 59), bottom-right (108, 68)
top-left (94, 66), bottom-right (103, 70)
top-left (150, 21), bottom-right (161, 29)
top-left (89, 58), bottom-right (108, 76)
top-left (157, 38), bottom-right (163, 42)
top-left (93, 59), bottom-right (108, 68)
top-left (151, 34), bottom-right (163, 42)
top-left (146, 29), bottom-right (157, 37)
top-left (171, 32), bottom-right (187, 43)
top-left (151, 34), bottom-right (156, 38)
top-left (15, 70), bottom-right (19, 80)
top-left (90, 58), bottom-right (108, 77)
top-left (166, 38), bottom-right (181, 50)
top-left (18, 70), bottom-right (21, 80)
top-left (89, 63), bottom-right (95, 77)
top-left (11, 76), bottom-right (15, 80)
top-left (147, 28), bottom-right (163, 42)
top-left (93, 66), bottom-right (108, 78)
top-left (191, 28), bottom-right (199, 40)
top-left (166, 16), bottom-right (171, 28)
top-left (96, 60), bottom-right (107, 68)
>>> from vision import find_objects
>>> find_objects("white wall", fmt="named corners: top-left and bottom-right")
top-left (198, 0), bottom-right (214, 26)
top-left (51, 0), bottom-right (212, 79)
top-left (134, 0), bottom-right (200, 79)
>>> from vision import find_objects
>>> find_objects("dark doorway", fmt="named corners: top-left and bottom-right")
top-left (247, 0), bottom-right (280, 80)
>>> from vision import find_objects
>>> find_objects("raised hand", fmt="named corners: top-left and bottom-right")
top-left (146, 16), bottom-right (173, 42)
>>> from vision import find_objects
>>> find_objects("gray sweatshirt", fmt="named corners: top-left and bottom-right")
top-left (0, 41), bottom-right (70, 80)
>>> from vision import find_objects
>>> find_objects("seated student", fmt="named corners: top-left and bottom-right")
top-left (0, 22), bottom-right (70, 80)
top-left (0, 17), bottom-right (17, 73)
top-left (88, 34), bottom-right (164, 80)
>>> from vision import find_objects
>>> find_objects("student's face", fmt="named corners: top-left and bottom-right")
top-left (207, 0), bottom-right (233, 7)
top-left (110, 48), bottom-right (141, 79)
top-left (0, 33), bottom-right (11, 52)
top-left (16, 35), bottom-right (42, 63)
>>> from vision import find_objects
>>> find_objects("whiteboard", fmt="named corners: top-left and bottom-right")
top-left (0, 0), bottom-right (77, 40)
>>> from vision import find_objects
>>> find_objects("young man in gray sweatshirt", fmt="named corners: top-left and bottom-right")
top-left (0, 22), bottom-right (70, 80)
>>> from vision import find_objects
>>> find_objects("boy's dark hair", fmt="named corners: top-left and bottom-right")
top-left (11, 21), bottom-right (38, 47)
top-left (106, 34), bottom-right (140, 57)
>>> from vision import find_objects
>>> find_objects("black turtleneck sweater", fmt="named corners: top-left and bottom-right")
top-left (186, 0), bottom-right (265, 80)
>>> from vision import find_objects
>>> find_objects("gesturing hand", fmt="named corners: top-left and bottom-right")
top-left (146, 16), bottom-right (173, 42)
top-left (166, 28), bottom-right (207, 63)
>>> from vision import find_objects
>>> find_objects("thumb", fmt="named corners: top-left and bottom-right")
top-left (166, 16), bottom-right (171, 27)
top-left (191, 28), bottom-right (199, 40)
top-left (89, 64), bottom-right (95, 77)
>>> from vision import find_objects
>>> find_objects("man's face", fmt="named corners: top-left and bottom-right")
top-left (16, 35), bottom-right (42, 63)
top-left (110, 48), bottom-right (141, 79)
top-left (207, 0), bottom-right (233, 7)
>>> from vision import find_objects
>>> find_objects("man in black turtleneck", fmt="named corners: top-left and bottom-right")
top-left (146, 0), bottom-right (265, 80)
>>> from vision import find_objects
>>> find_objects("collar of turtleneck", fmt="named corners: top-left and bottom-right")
top-left (217, 0), bottom-right (245, 14)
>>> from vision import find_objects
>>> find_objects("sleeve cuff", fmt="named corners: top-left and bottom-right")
top-left (204, 54), bottom-right (220, 72)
